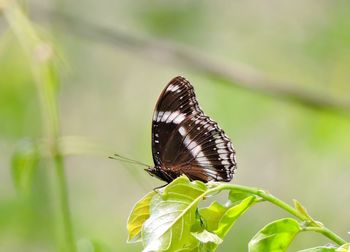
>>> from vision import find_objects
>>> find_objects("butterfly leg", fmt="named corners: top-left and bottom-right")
top-left (153, 183), bottom-right (168, 192)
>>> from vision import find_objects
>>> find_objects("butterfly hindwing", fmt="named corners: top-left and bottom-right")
top-left (169, 114), bottom-right (236, 182)
top-left (150, 76), bottom-right (236, 183)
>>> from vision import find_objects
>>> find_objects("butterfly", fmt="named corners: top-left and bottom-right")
top-left (145, 76), bottom-right (237, 183)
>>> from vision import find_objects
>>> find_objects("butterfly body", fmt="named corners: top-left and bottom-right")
top-left (146, 76), bottom-right (237, 183)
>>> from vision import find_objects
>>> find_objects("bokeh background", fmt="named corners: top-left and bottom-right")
top-left (1, 1), bottom-right (350, 251)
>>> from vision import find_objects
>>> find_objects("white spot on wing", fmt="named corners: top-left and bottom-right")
top-left (161, 111), bottom-right (172, 122)
top-left (166, 84), bottom-right (180, 92)
top-left (191, 145), bottom-right (202, 157)
top-left (217, 149), bottom-right (226, 154)
top-left (184, 137), bottom-right (191, 147)
top-left (156, 110), bottom-right (186, 124)
top-left (188, 142), bottom-right (197, 150)
top-left (173, 113), bottom-right (186, 124)
top-left (183, 136), bottom-right (213, 168)
top-left (178, 126), bottom-right (187, 136)
top-left (193, 145), bottom-right (211, 167)
top-left (156, 111), bottom-right (164, 122)
top-left (166, 111), bottom-right (180, 123)
top-left (222, 160), bottom-right (230, 165)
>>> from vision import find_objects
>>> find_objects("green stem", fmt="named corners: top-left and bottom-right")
top-left (215, 183), bottom-right (347, 245)
top-left (53, 153), bottom-right (75, 252)
top-left (302, 227), bottom-right (347, 246)
top-left (3, 2), bottom-right (76, 251)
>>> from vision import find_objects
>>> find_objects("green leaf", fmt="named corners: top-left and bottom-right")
top-left (298, 245), bottom-right (337, 252)
top-left (200, 201), bottom-right (227, 231)
top-left (191, 230), bottom-right (222, 252)
top-left (127, 191), bottom-right (156, 243)
top-left (200, 196), bottom-right (255, 239)
top-left (229, 190), bottom-right (254, 205)
top-left (293, 199), bottom-right (319, 226)
top-left (196, 196), bottom-right (255, 252)
top-left (11, 139), bottom-right (39, 194)
top-left (248, 218), bottom-right (301, 252)
top-left (176, 230), bottom-right (201, 252)
top-left (294, 199), bottom-right (310, 219)
top-left (337, 243), bottom-right (350, 252)
top-left (217, 196), bottom-right (255, 238)
top-left (141, 176), bottom-right (208, 251)
top-left (191, 229), bottom-right (223, 245)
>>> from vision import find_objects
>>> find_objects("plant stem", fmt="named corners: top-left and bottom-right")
top-left (3, 2), bottom-right (76, 251)
top-left (302, 227), bottom-right (347, 246)
top-left (215, 183), bottom-right (347, 245)
top-left (53, 153), bottom-right (75, 252)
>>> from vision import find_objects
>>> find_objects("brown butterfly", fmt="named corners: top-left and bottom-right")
top-left (145, 76), bottom-right (237, 183)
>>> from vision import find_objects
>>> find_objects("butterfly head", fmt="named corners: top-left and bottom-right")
top-left (144, 166), bottom-right (174, 183)
top-left (144, 167), bottom-right (157, 177)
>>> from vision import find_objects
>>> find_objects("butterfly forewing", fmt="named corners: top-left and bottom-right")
top-left (152, 77), bottom-right (202, 166)
top-left (150, 76), bottom-right (236, 183)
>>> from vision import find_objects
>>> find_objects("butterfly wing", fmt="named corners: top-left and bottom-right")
top-left (172, 114), bottom-right (236, 182)
top-left (152, 76), bottom-right (202, 166)
top-left (151, 76), bottom-right (236, 183)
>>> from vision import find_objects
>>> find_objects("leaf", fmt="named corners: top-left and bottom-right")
top-left (191, 230), bottom-right (222, 252)
top-left (127, 191), bottom-right (156, 243)
top-left (337, 243), bottom-right (350, 252)
top-left (11, 138), bottom-right (39, 194)
top-left (200, 201), bottom-right (227, 231)
top-left (200, 196), bottom-right (255, 239)
top-left (298, 245), bottom-right (337, 252)
top-left (141, 176), bottom-right (208, 252)
top-left (191, 229), bottom-right (223, 245)
top-left (196, 196), bottom-right (255, 251)
top-left (217, 196), bottom-right (255, 238)
top-left (293, 199), bottom-right (319, 226)
top-left (176, 230), bottom-right (201, 252)
top-left (229, 190), bottom-right (254, 205)
top-left (294, 199), bottom-right (310, 219)
top-left (248, 218), bottom-right (301, 252)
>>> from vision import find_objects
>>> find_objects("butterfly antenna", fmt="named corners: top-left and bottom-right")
top-left (109, 153), bottom-right (150, 168)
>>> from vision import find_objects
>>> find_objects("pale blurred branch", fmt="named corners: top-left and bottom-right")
top-left (33, 8), bottom-right (350, 114)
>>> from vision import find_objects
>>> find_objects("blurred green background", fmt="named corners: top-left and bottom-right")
top-left (1, 1), bottom-right (350, 251)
